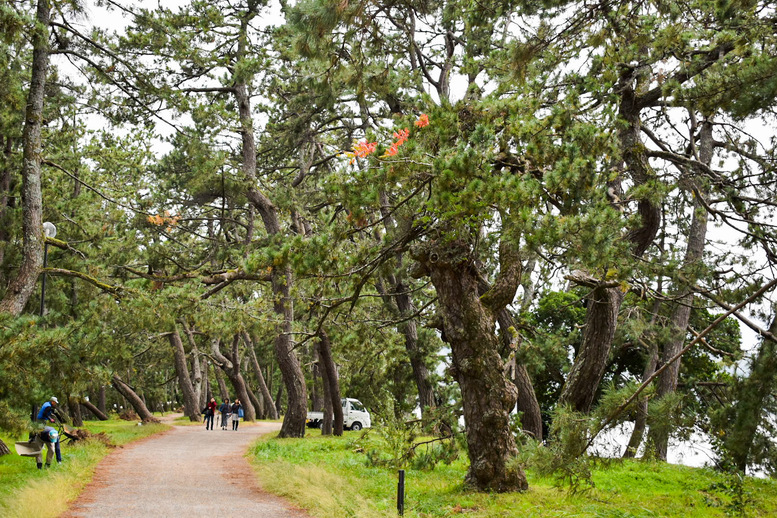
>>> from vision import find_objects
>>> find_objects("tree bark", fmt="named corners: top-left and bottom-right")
top-left (0, 440), bottom-right (10, 456)
top-left (243, 331), bottom-right (278, 419)
top-left (80, 398), bottom-right (109, 421)
top-left (0, 0), bottom-right (49, 317)
top-left (169, 328), bottom-right (202, 422)
top-left (319, 344), bottom-right (333, 436)
top-left (412, 236), bottom-right (528, 492)
top-left (98, 385), bottom-right (106, 414)
top-left (111, 375), bottom-right (158, 422)
top-left (378, 191), bottom-right (437, 416)
top-left (214, 358), bottom-right (230, 400)
top-left (492, 302), bottom-right (543, 441)
top-left (560, 281), bottom-right (625, 413)
top-left (181, 322), bottom-right (204, 410)
top-left (235, 76), bottom-right (307, 437)
top-left (647, 120), bottom-right (713, 460)
top-left (68, 395), bottom-right (84, 427)
top-left (317, 330), bottom-right (344, 435)
top-left (211, 336), bottom-right (256, 421)
top-left (559, 79), bottom-right (660, 413)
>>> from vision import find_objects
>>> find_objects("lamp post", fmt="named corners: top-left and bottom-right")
top-left (40, 221), bottom-right (56, 317)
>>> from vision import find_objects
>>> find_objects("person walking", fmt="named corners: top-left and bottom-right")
top-left (231, 399), bottom-right (242, 430)
top-left (204, 397), bottom-right (217, 430)
top-left (218, 398), bottom-right (231, 430)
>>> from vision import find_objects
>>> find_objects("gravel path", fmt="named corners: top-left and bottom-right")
top-left (62, 418), bottom-right (309, 518)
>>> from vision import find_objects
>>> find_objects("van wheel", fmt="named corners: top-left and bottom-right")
top-left (351, 422), bottom-right (362, 431)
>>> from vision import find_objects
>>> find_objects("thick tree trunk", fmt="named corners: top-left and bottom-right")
top-left (68, 395), bottom-right (84, 427)
top-left (243, 332), bottom-right (278, 419)
top-left (81, 399), bottom-right (109, 421)
top-left (318, 330), bottom-right (344, 435)
top-left (413, 238), bottom-right (528, 492)
top-left (559, 79), bottom-right (660, 414)
top-left (560, 282), bottom-right (625, 413)
top-left (647, 120), bottom-right (712, 460)
top-left (0, 0), bottom-right (49, 317)
top-left (98, 385), bottom-right (106, 415)
top-left (169, 329), bottom-right (201, 422)
top-left (211, 337), bottom-right (256, 421)
top-left (111, 376), bottom-right (158, 422)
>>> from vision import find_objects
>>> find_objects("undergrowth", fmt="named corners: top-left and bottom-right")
top-left (249, 428), bottom-right (777, 518)
top-left (0, 419), bottom-right (168, 518)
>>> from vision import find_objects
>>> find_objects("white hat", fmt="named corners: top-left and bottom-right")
top-left (51, 396), bottom-right (58, 403)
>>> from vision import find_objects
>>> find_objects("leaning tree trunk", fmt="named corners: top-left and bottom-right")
top-left (169, 328), bottom-right (202, 422)
top-left (213, 359), bottom-right (230, 400)
top-left (0, 440), bottom-right (10, 456)
top-left (0, 0), bottom-right (49, 317)
top-left (211, 336), bottom-right (256, 421)
top-left (560, 280), bottom-right (625, 413)
top-left (181, 321), bottom-right (205, 409)
top-left (318, 330), bottom-right (344, 435)
top-left (412, 236), bottom-right (528, 492)
top-left (647, 120), bottom-right (712, 460)
top-left (243, 332), bottom-right (278, 419)
top-left (111, 376), bottom-right (158, 422)
top-left (80, 398), bottom-right (109, 421)
top-left (378, 192), bottom-right (437, 416)
top-left (235, 78), bottom-right (307, 437)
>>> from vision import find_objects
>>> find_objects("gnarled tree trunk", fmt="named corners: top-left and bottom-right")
top-left (412, 236), bottom-right (528, 492)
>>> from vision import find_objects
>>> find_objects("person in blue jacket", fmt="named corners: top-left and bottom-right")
top-left (37, 396), bottom-right (60, 423)
top-left (36, 396), bottom-right (63, 464)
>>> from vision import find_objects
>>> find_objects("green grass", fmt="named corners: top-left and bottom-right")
top-left (248, 430), bottom-right (777, 518)
top-left (0, 418), bottom-right (169, 518)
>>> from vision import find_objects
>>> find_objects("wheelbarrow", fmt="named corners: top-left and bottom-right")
top-left (14, 436), bottom-right (44, 457)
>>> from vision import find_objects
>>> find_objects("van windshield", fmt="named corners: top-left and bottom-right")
top-left (350, 401), bottom-right (365, 412)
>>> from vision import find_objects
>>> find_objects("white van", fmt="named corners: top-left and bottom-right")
top-left (306, 398), bottom-right (371, 430)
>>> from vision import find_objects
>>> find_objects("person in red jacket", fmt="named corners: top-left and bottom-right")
top-left (204, 397), bottom-right (217, 430)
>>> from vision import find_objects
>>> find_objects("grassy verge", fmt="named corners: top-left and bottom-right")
top-left (0, 419), bottom-right (169, 518)
top-left (249, 429), bottom-right (777, 518)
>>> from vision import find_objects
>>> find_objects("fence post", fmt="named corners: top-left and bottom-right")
top-left (397, 469), bottom-right (405, 516)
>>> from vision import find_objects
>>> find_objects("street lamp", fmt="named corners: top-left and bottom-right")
top-left (40, 222), bottom-right (56, 317)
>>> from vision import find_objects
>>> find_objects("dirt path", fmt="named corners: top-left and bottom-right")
top-left (62, 417), bottom-right (309, 517)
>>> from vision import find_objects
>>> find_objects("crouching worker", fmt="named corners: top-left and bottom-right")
top-left (35, 426), bottom-right (61, 469)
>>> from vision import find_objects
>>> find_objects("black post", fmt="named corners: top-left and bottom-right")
top-left (40, 241), bottom-right (49, 316)
top-left (397, 469), bottom-right (405, 516)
